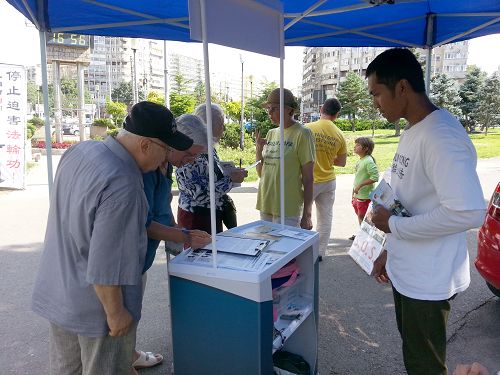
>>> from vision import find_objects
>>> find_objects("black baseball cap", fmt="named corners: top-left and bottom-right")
top-left (124, 101), bottom-right (193, 151)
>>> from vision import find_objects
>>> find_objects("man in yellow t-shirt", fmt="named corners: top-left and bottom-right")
top-left (305, 98), bottom-right (347, 260)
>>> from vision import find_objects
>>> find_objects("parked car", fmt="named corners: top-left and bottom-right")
top-left (475, 181), bottom-right (500, 297)
top-left (62, 123), bottom-right (81, 136)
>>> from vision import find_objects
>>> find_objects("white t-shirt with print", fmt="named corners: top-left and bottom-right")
top-left (386, 109), bottom-right (486, 300)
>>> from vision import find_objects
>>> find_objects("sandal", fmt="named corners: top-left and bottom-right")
top-left (132, 350), bottom-right (163, 369)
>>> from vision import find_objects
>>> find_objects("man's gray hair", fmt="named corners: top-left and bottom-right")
top-left (176, 114), bottom-right (208, 151)
top-left (194, 103), bottom-right (225, 133)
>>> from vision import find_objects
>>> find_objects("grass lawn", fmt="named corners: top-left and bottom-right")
top-left (183, 127), bottom-right (500, 185)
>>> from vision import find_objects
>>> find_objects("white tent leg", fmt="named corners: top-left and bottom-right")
top-left (200, 0), bottom-right (218, 266)
top-left (279, 14), bottom-right (285, 227)
top-left (39, 31), bottom-right (54, 195)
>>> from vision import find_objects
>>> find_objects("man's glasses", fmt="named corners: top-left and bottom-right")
top-left (266, 105), bottom-right (279, 113)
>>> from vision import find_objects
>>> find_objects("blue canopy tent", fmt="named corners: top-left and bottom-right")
top-left (5, 0), bottom-right (499, 248)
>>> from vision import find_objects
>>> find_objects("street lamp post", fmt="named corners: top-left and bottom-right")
top-left (249, 75), bottom-right (253, 129)
top-left (131, 39), bottom-right (138, 104)
top-left (95, 85), bottom-right (100, 119)
top-left (239, 54), bottom-right (244, 150)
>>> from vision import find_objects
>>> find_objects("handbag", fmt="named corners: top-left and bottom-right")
top-left (221, 194), bottom-right (237, 229)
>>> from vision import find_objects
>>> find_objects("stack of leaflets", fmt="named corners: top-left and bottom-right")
top-left (348, 179), bottom-right (411, 275)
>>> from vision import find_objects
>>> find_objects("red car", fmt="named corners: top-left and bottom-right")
top-left (475, 182), bottom-right (500, 297)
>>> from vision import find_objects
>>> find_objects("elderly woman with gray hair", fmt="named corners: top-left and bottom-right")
top-left (175, 109), bottom-right (248, 233)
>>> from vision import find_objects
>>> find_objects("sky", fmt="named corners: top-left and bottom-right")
top-left (0, 1), bottom-right (499, 93)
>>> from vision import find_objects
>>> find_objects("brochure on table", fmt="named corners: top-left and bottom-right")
top-left (169, 220), bottom-right (318, 301)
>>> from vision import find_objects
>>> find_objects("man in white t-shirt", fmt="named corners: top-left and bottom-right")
top-left (366, 48), bottom-right (486, 375)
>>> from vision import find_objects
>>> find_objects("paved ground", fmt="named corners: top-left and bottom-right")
top-left (1, 155), bottom-right (499, 374)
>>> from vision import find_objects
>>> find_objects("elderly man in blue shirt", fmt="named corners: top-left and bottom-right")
top-left (32, 101), bottom-right (210, 375)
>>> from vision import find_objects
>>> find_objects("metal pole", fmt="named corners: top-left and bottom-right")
top-left (133, 48), bottom-right (138, 103)
top-left (250, 76), bottom-right (253, 127)
top-left (200, 0), bottom-right (218, 266)
top-left (38, 31), bottom-right (54, 194)
top-left (53, 60), bottom-right (62, 143)
top-left (240, 55), bottom-right (244, 150)
top-left (425, 48), bottom-right (433, 93)
top-left (107, 62), bottom-right (112, 100)
top-left (96, 86), bottom-right (100, 118)
top-left (77, 63), bottom-right (86, 141)
top-left (425, 13), bottom-right (436, 94)
top-left (279, 14), bottom-right (285, 227)
top-left (163, 40), bottom-right (170, 108)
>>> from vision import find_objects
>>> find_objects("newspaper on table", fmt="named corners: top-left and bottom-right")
top-left (348, 179), bottom-right (411, 275)
top-left (180, 248), bottom-right (280, 272)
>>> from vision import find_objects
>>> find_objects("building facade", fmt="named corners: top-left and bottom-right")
top-left (300, 42), bottom-right (469, 120)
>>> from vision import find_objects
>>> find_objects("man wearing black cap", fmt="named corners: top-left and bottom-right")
top-left (31, 101), bottom-right (198, 375)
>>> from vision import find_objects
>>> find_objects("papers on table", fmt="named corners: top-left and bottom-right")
top-left (268, 228), bottom-right (314, 241)
top-left (204, 236), bottom-right (269, 256)
top-left (181, 248), bottom-right (281, 272)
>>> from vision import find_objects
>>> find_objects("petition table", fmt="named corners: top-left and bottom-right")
top-left (168, 220), bottom-right (320, 375)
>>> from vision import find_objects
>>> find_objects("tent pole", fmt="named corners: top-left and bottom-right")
top-left (279, 14), bottom-right (285, 227)
top-left (38, 31), bottom-right (54, 195)
top-left (425, 48), bottom-right (432, 93)
top-left (163, 41), bottom-right (170, 108)
top-left (425, 13), bottom-right (435, 93)
top-left (200, 0), bottom-right (217, 266)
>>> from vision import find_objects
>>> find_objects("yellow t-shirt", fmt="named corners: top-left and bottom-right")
top-left (256, 123), bottom-right (315, 217)
top-left (305, 119), bottom-right (347, 183)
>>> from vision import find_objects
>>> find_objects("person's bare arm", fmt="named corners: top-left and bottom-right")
top-left (147, 221), bottom-right (211, 250)
top-left (300, 161), bottom-right (314, 229)
top-left (255, 129), bottom-right (266, 178)
top-left (93, 285), bottom-right (133, 337)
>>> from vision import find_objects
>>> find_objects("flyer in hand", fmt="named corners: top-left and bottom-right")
top-left (348, 179), bottom-right (411, 275)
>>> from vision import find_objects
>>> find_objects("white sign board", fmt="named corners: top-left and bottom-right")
top-left (189, 0), bottom-right (282, 58)
top-left (0, 63), bottom-right (26, 189)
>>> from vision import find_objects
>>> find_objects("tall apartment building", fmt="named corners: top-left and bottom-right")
top-left (301, 42), bottom-right (468, 120)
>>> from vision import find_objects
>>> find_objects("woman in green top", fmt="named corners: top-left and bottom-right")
top-left (351, 137), bottom-right (379, 234)
top-left (255, 88), bottom-right (315, 229)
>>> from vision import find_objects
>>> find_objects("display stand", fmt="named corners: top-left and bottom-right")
top-left (168, 220), bottom-right (319, 375)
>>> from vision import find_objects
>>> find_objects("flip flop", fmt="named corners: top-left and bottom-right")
top-left (132, 350), bottom-right (163, 369)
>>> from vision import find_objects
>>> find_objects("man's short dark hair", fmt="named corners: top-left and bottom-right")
top-left (322, 98), bottom-right (342, 116)
top-left (365, 48), bottom-right (425, 93)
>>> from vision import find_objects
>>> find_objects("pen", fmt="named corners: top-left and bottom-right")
top-left (239, 158), bottom-right (242, 169)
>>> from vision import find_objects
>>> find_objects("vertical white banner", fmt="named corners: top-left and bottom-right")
top-left (0, 63), bottom-right (26, 189)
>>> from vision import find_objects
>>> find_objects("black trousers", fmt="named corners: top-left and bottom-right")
top-left (392, 286), bottom-right (451, 375)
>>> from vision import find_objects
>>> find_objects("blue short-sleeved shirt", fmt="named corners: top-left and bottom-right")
top-left (142, 168), bottom-right (175, 273)
top-left (32, 136), bottom-right (148, 337)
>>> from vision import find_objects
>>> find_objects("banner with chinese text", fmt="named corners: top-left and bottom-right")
top-left (0, 63), bottom-right (26, 189)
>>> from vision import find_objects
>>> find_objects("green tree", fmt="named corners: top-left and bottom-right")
top-left (112, 81), bottom-right (133, 104)
top-left (27, 82), bottom-right (40, 113)
top-left (105, 99), bottom-right (127, 126)
top-left (337, 72), bottom-right (371, 132)
top-left (222, 101), bottom-right (242, 123)
top-left (169, 92), bottom-right (195, 117)
top-left (459, 66), bottom-right (486, 133)
top-left (146, 91), bottom-right (165, 105)
top-left (430, 73), bottom-right (461, 117)
top-left (193, 80), bottom-right (205, 106)
top-left (476, 73), bottom-right (500, 136)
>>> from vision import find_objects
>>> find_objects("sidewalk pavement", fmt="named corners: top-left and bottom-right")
top-left (1, 155), bottom-right (499, 374)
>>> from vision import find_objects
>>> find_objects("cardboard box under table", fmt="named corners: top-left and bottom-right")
top-left (168, 220), bottom-right (320, 375)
